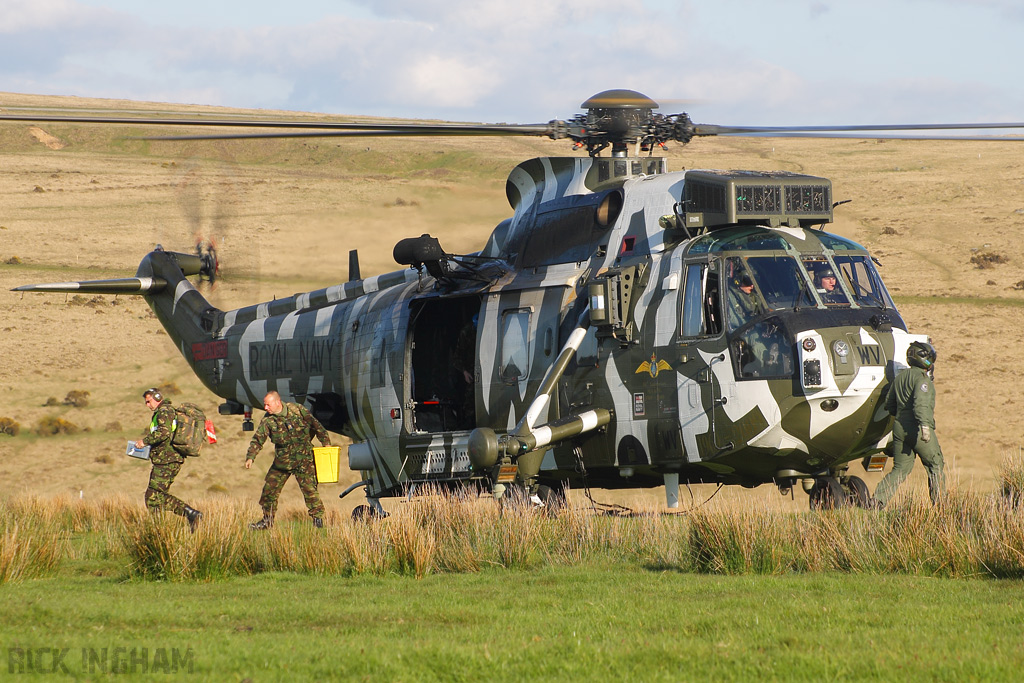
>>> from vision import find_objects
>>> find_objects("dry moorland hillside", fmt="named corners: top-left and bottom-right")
top-left (1, 92), bottom-right (1023, 515)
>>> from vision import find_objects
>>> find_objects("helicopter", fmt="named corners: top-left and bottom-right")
top-left (7, 89), bottom-right (1024, 516)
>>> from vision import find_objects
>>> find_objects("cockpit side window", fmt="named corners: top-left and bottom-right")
top-left (723, 256), bottom-right (766, 331)
top-left (681, 261), bottom-right (722, 337)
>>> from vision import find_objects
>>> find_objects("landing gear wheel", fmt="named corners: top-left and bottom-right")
top-left (498, 483), bottom-right (531, 512)
top-left (536, 483), bottom-right (568, 517)
top-left (809, 476), bottom-right (847, 510)
top-left (351, 504), bottom-right (385, 522)
top-left (842, 475), bottom-right (872, 508)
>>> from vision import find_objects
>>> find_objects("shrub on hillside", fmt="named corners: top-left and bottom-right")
top-left (0, 417), bottom-right (20, 436)
top-left (63, 390), bottom-right (90, 408)
top-left (34, 416), bottom-right (81, 436)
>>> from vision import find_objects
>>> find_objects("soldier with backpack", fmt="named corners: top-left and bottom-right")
top-left (135, 388), bottom-right (203, 531)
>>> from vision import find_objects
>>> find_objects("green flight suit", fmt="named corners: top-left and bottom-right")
top-left (874, 365), bottom-right (945, 505)
top-left (247, 402), bottom-right (330, 521)
top-left (142, 399), bottom-right (189, 516)
top-left (726, 284), bottom-right (761, 332)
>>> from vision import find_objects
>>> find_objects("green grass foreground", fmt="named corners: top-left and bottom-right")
top-left (2, 568), bottom-right (1024, 680)
top-left (5, 484), bottom-right (1024, 679)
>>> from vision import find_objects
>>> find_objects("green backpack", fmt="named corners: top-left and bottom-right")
top-left (171, 403), bottom-right (207, 457)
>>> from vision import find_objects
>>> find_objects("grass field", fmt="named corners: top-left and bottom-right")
top-left (3, 567), bottom-right (1024, 680)
top-left (5, 487), bottom-right (1024, 679)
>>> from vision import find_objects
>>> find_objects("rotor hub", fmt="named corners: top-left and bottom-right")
top-left (567, 89), bottom-right (696, 156)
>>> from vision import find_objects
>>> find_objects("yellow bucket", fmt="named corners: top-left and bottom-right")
top-left (313, 446), bottom-right (340, 483)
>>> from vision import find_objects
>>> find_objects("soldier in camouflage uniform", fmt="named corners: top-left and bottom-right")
top-left (245, 391), bottom-right (331, 529)
top-left (874, 341), bottom-right (945, 506)
top-left (134, 388), bottom-right (203, 531)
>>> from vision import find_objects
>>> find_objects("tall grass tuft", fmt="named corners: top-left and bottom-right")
top-left (998, 450), bottom-right (1024, 507)
top-left (0, 519), bottom-right (66, 583)
top-left (688, 504), bottom-right (792, 574)
top-left (492, 497), bottom-right (543, 569)
top-left (121, 500), bottom-right (250, 581)
top-left (411, 489), bottom-right (486, 573)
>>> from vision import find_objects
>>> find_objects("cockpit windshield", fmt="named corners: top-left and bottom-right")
top-left (743, 256), bottom-right (815, 311)
top-left (681, 226), bottom-right (899, 379)
top-left (803, 257), bottom-right (850, 306)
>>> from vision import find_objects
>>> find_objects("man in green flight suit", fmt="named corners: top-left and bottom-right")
top-left (873, 341), bottom-right (945, 506)
top-left (245, 391), bottom-right (331, 529)
top-left (134, 388), bottom-right (203, 531)
top-left (726, 272), bottom-right (762, 332)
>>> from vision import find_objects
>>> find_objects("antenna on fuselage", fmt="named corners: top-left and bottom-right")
top-left (348, 249), bottom-right (361, 282)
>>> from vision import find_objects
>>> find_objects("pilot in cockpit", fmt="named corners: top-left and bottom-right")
top-left (814, 267), bottom-right (848, 305)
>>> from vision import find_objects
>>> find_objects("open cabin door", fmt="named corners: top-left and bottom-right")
top-left (407, 296), bottom-right (482, 434)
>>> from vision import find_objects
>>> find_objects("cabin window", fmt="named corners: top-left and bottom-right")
top-left (833, 254), bottom-right (895, 309)
top-left (681, 262), bottom-right (722, 337)
top-left (815, 231), bottom-right (863, 251)
top-left (500, 309), bottom-right (531, 383)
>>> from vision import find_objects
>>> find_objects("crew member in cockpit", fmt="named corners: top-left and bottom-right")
top-left (815, 267), bottom-right (848, 305)
top-left (726, 272), bottom-right (762, 331)
top-left (727, 270), bottom-right (768, 375)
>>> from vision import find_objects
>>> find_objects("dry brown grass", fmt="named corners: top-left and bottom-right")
top-left (7, 472), bottom-right (1024, 583)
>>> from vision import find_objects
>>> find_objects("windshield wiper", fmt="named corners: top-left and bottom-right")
top-left (792, 278), bottom-right (814, 310)
top-left (850, 280), bottom-right (885, 309)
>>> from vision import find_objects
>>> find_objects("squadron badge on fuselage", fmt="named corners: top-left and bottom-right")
top-left (636, 353), bottom-right (672, 378)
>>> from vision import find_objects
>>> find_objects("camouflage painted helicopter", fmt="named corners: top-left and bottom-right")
top-left (9, 90), bottom-right (1024, 515)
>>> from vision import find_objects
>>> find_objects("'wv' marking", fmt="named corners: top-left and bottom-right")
top-left (855, 345), bottom-right (882, 365)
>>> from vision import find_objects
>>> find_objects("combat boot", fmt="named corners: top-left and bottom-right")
top-left (184, 506), bottom-right (203, 532)
top-left (313, 517), bottom-right (324, 529)
top-left (249, 516), bottom-right (274, 530)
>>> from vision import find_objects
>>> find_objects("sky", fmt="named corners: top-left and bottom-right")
top-left (2, 0), bottom-right (1023, 130)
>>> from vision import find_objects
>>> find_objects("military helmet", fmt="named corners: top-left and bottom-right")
top-left (143, 387), bottom-right (163, 402)
top-left (907, 341), bottom-right (937, 370)
top-left (816, 268), bottom-right (836, 281)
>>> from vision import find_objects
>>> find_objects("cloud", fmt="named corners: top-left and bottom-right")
top-left (0, 0), bottom-right (1019, 130)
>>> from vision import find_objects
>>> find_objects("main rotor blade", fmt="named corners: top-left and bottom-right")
top-left (133, 128), bottom-right (552, 141)
top-left (694, 122), bottom-right (1024, 136)
top-left (0, 112), bottom-right (551, 135)
top-left (698, 132), bottom-right (1024, 142)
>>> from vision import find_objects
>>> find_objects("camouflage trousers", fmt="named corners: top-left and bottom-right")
top-left (875, 419), bottom-right (945, 505)
top-left (259, 462), bottom-right (324, 521)
top-left (145, 461), bottom-right (189, 516)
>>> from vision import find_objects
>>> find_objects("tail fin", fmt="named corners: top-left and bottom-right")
top-left (14, 250), bottom-right (223, 389)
